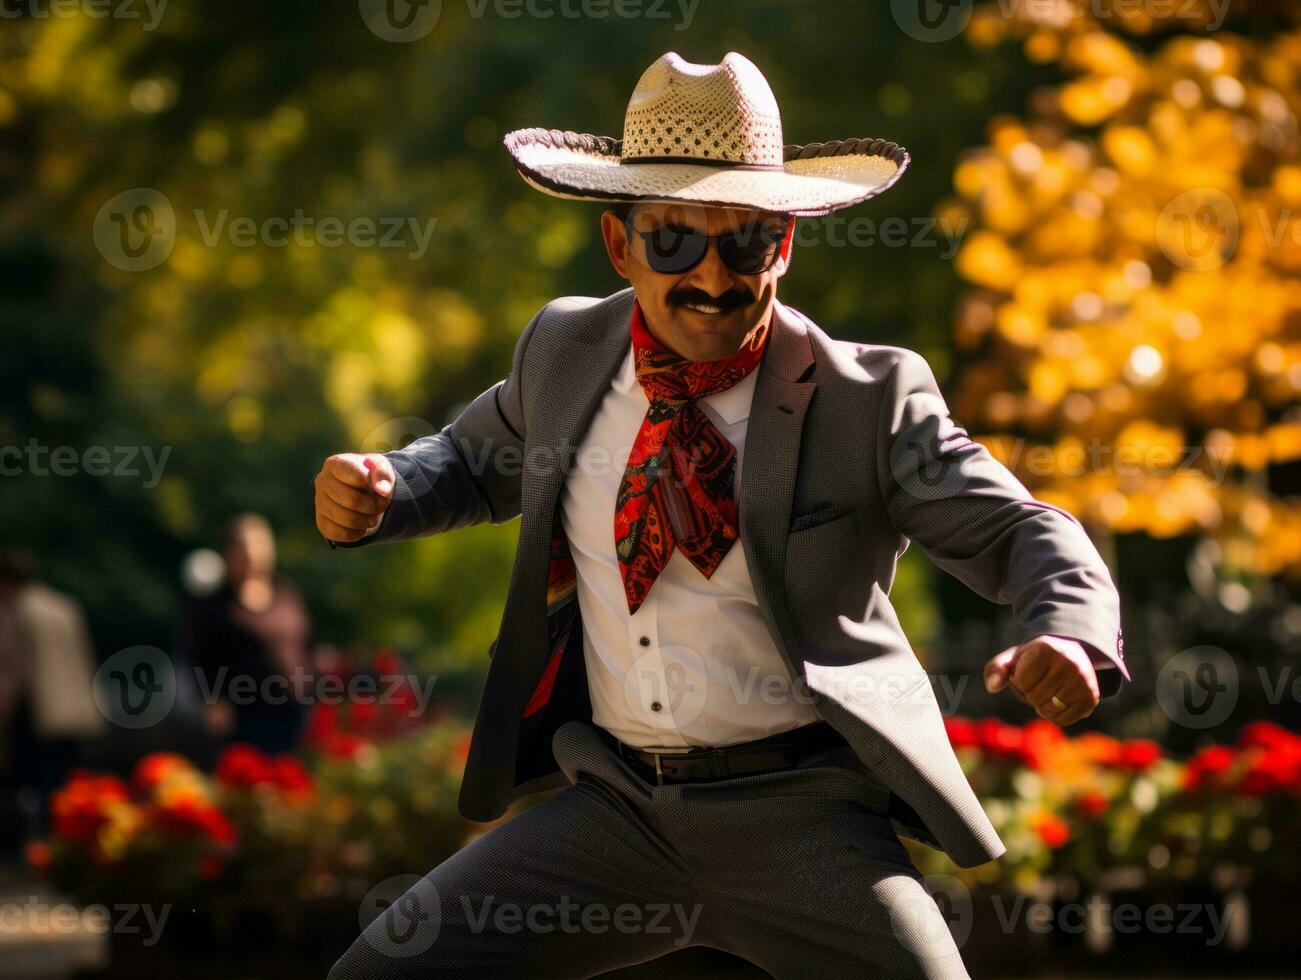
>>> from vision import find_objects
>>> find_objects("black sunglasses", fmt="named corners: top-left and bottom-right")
top-left (625, 217), bottom-right (790, 276)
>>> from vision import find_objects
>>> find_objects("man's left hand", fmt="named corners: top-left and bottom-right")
top-left (983, 635), bottom-right (1100, 726)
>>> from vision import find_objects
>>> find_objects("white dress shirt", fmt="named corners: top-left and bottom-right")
top-left (559, 338), bottom-right (822, 749)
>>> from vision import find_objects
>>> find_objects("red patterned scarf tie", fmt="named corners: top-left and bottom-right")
top-left (523, 301), bottom-right (770, 718)
top-left (616, 301), bottom-right (769, 613)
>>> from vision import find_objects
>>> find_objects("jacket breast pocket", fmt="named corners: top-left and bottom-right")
top-left (784, 509), bottom-right (865, 641)
top-left (788, 503), bottom-right (856, 535)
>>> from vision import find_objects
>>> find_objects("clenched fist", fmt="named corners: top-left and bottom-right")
top-left (983, 634), bottom-right (1102, 726)
top-left (314, 453), bottom-right (396, 542)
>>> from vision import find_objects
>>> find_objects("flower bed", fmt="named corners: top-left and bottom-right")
top-left (32, 715), bottom-right (1299, 910)
top-left (911, 718), bottom-right (1301, 892)
top-left (31, 726), bottom-right (480, 909)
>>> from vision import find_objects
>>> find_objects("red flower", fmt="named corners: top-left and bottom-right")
top-left (1198, 746), bottom-right (1236, 773)
top-left (268, 755), bottom-right (314, 797)
top-left (1020, 720), bottom-right (1065, 771)
top-left (1183, 745), bottom-right (1237, 792)
top-left (320, 732), bottom-right (367, 760)
top-left (1075, 790), bottom-right (1110, 821)
top-left (1235, 748), bottom-right (1301, 797)
top-left (304, 703), bottom-right (340, 752)
top-left (944, 717), bottom-right (979, 750)
top-left (215, 744), bottom-right (274, 788)
top-left (350, 699), bottom-right (378, 731)
top-left (977, 718), bottom-right (1025, 761)
top-left (1116, 740), bottom-right (1162, 773)
top-left (1238, 721), bottom-right (1298, 752)
top-left (197, 856), bottom-right (225, 880)
top-left (373, 648), bottom-right (400, 676)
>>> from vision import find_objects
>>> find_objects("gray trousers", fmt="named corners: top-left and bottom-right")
top-left (328, 721), bottom-right (969, 979)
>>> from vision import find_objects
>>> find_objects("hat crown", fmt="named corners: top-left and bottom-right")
top-left (621, 52), bottom-right (784, 167)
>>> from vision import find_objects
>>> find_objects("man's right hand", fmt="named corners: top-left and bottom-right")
top-left (314, 453), bottom-right (396, 542)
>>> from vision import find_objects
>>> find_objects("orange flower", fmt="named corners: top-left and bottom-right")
top-left (49, 773), bottom-right (131, 847)
top-left (25, 841), bottom-right (52, 870)
top-left (132, 752), bottom-right (196, 793)
top-left (450, 733), bottom-right (472, 768)
top-left (151, 796), bottom-right (237, 846)
top-left (1021, 720), bottom-right (1066, 771)
top-left (1031, 810), bottom-right (1071, 848)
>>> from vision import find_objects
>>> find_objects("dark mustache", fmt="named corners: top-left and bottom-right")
top-left (668, 287), bottom-right (754, 313)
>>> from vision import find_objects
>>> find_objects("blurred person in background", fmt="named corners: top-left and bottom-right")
top-left (0, 547), bottom-right (106, 849)
top-left (180, 514), bottom-right (312, 754)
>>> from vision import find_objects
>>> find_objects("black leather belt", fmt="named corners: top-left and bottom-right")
top-left (597, 721), bottom-right (850, 785)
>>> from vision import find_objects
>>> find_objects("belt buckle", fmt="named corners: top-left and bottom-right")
top-left (641, 744), bottom-right (698, 786)
top-left (660, 745), bottom-right (730, 783)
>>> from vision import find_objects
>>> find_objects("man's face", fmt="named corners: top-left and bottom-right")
top-left (601, 202), bottom-right (794, 362)
top-left (223, 522), bottom-right (275, 584)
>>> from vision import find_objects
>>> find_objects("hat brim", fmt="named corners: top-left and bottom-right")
top-left (504, 128), bottom-right (910, 218)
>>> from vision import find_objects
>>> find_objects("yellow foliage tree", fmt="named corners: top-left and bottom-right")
top-left (943, 1), bottom-right (1301, 600)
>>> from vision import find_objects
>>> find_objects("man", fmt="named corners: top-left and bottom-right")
top-left (180, 514), bottom-right (313, 753)
top-left (0, 548), bottom-right (106, 849)
top-left (321, 52), bottom-right (1127, 979)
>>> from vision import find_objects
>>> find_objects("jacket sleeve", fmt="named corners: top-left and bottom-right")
top-left (873, 347), bottom-right (1128, 691)
top-left (335, 302), bottom-right (543, 548)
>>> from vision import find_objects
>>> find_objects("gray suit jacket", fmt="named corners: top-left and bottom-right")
top-left (345, 286), bottom-right (1127, 868)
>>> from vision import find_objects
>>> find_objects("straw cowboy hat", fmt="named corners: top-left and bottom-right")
top-left (503, 51), bottom-right (910, 218)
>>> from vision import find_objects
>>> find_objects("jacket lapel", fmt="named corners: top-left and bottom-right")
top-left (737, 300), bottom-right (817, 673)
top-left (529, 289), bottom-right (636, 527)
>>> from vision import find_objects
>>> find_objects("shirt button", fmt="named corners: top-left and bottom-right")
top-left (639, 636), bottom-right (650, 647)
top-left (650, 701), bottom-right (662, 712)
